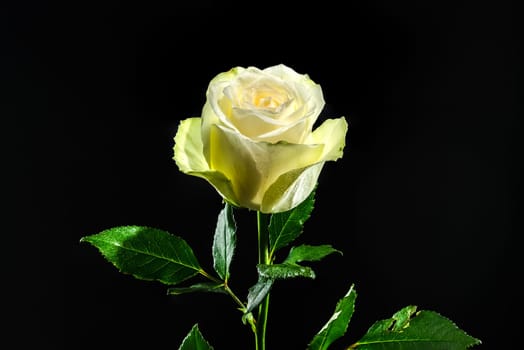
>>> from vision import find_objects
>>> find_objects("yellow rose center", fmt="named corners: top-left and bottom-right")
top-left (220, 74), bottom-right (307, 142)
top-left (244, 87), bottom-right (291, 117)
top-left (253, 92), bottom-right (280, 109)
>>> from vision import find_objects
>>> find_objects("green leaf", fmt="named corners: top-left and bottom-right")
top-left (350, 306), bottom-right (481, 349)
top-left (212, 203), bottom-right (237, 281)
top-left (268, 189), bottom-right (316, 259)
top-left (257, 263), bottom-right (316, 279)
top-left (284, 244), bottom-right (342, 264)
top-left (80, 226), bottom-right (201, 285)
top-left (245, 277), bottom-right (273, 313)
top-left (308, 284), bottom-right (357, 350)
top-left (178, 323), bottom-right (214, 350)
top-left (167, 282), bottom-right (227, 296)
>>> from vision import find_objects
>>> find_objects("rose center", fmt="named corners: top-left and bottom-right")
top-left (245, 88), bottom-right (290, 116)
top-left (253, 93), bottom-right (280, 109)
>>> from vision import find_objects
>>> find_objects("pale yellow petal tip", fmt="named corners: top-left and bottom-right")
top-left (173, 119), bottom-right (192, 163)
top-left (173, 117), bottom-right (208, 173)
top-left (331, 117), bottom-right (349, 161)
top-left (210, 66), bottom-right (244, 84)
top-left (306, 116), bottom-right (349, 161)
top-left (338, 116), bottom-right (350, 151)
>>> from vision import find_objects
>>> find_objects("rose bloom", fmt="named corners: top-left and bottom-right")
top-left (174, 64), bottom-right (347, 213)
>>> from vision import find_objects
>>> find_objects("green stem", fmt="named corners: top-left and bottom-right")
top-left (256, 211), bottom-right (271, 350)
top-left (200, 269), bottom-right (247, 312)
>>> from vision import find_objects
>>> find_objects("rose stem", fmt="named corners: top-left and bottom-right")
top-left (256, 211), bottom-right (271, 350)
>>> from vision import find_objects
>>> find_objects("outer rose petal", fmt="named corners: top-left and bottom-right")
top-left (261, 117), bottom-right (348, 213)
top-left (173, 118), bottom-right (239, 206)
top-left (264, 64), bottom-right (325, 131)
top-left (307, 117), bottom-right (349, 160)
top-left (261, 163), bottom-right (324, 213)
top-left (208, 124), bottom-right (325, 211)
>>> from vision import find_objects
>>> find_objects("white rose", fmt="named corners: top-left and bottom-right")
top-left (174, 64), bottom-right (348, 213)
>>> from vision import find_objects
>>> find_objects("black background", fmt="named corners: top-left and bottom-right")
top-left (3, 1), bottom-right (521, 349)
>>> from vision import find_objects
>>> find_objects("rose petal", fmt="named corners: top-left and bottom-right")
top-left (173, 118), bottom-right (239, 206)
top-left (173, 118), bottom-right (208, 173)
top-left (261, 163), bottom-right (324, 213)
top-left (254, 106), bottom-right (315, 143)
top-left (261, 117), bottom-right (348, 212)
top-left (265, 64), bottom-right (325, 118)
top-left (307, 117), bottom-right (349, 161)
top-left (208, 124), bottom-right (325, 211)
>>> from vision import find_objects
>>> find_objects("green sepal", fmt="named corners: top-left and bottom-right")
top-left (167, 282), bottom-right (227, 296)
top-left (178, 323), bottom-right (214, 350)
top-left (80, 226), bottom-right (201, 285)
top-left (268, 189), bottom-right (316, 260)
top-left (257, 263), bottom-right (316, 280)
top-left (212, 202), bottom-right (237, 281)
top-left (284, 244), bottom-right (342, 264)
top-left (350, 305), bottom-right (482, 349)
top-left (308, 284), bottom-right (357, 350)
